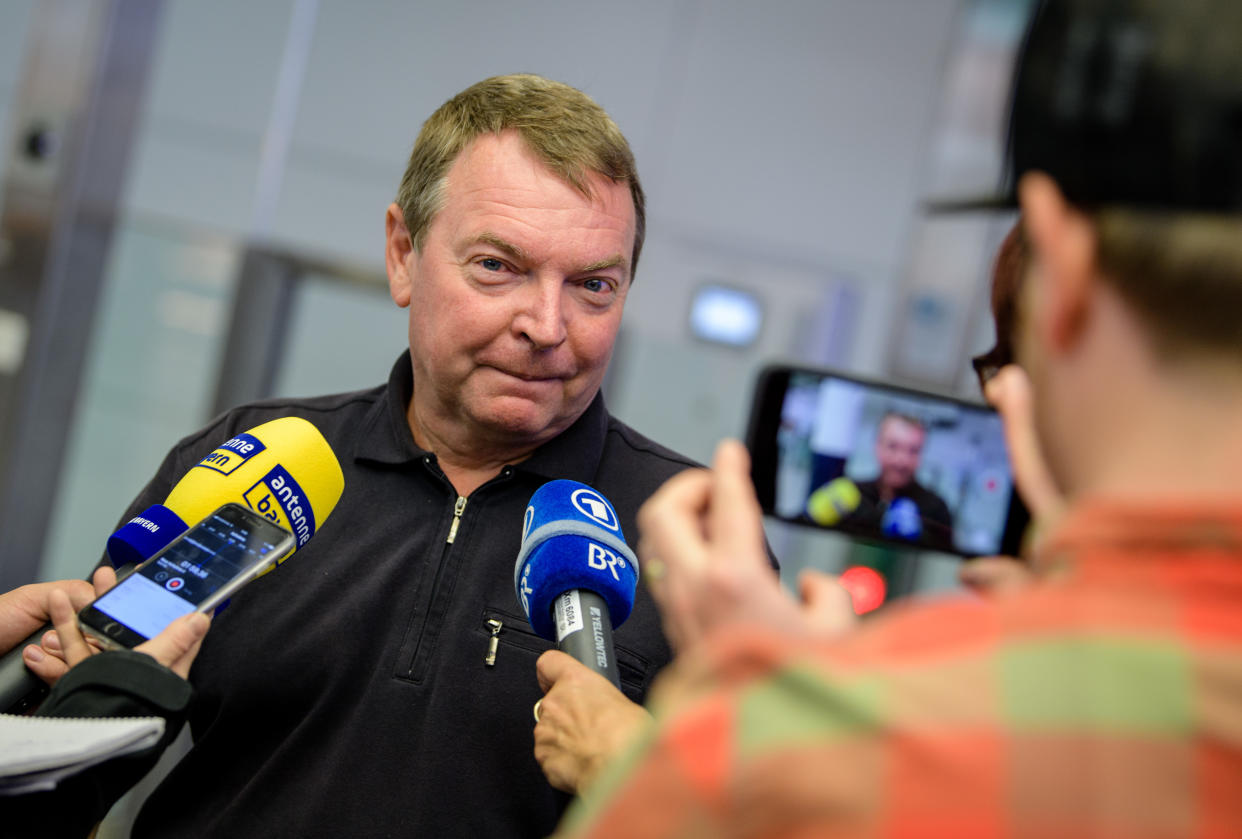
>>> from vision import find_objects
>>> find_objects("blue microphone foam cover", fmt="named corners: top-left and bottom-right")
top-left (514, 480), bottom-right (639, 641)
top-left (106, 504), bottom-right (188, 568)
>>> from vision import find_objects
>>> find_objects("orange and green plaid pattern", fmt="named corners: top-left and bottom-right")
top-left (557, 500), bottom-right (1242, 838)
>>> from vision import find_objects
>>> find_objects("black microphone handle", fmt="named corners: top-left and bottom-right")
top-left (553, 589), bottom-right (621, 689)
top-left (0, 625), bottom-right (52, 713)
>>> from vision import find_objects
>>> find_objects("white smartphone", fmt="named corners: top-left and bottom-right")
top-left (78, 503), bottom-right (295, 649)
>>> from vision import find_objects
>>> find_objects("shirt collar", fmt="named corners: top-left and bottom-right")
top-left (354, 351), bottom-right (608, 483)
top-left (1033, 496), bottom-right (1242, 585)
top-left (352, 352), bottom-right (425, 467)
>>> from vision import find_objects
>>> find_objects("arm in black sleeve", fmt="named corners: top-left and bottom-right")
top-left (2, 653), bottom-right (193, 838)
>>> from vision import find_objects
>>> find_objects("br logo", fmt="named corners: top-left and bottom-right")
top-left (571, 488), bottom-right (619, 531)
top-left (518, 566), bottom-right (534, 615)
top-left (586, 543), bottom-right (626, 581)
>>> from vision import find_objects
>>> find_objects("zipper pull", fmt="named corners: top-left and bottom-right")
top-left (485, 619), bottom-right (503, 666)
top-left (446, 495), bottom-right (467, 544)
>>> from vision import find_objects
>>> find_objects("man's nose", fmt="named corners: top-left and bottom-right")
top-left (515, 280), bottom-right (568, 349)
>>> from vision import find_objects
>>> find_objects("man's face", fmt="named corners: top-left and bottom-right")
top-left (387, 131), bottom-right (635, 452)
top-left (875, 416), bottom-right (926, 492)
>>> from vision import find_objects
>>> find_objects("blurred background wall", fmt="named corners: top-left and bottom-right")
top-left (0, 0), bottom-right (1019, 597)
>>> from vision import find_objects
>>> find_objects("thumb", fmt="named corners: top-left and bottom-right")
top-left (798, 571), bottom-right (858, 637)
top-left (136, 612), bottom-right (210, 671)
top-left (959, 556), bottom-right (1034, 597)
top-left (536, 649), bottom-right (580, 694)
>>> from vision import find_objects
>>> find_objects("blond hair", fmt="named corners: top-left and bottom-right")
top-left (1093, 209), bottom-right (1242, 360)
top-left (395, 74), bottom-right (645, 277)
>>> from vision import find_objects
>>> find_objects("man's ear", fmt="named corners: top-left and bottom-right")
top-left (385, 203), bottom-right (415, 308)
top-left (1018, 172), bottom-right (1097, 353)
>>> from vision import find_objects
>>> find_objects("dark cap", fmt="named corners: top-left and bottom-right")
top-left (937, 0), bottom-right (1242, 213)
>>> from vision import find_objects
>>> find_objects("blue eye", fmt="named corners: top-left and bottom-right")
top-left (480, 258), bottom-right (504, 271)
top-left (583, 278), bottom-right (610, 293)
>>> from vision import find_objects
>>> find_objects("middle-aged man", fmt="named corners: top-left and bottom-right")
top-left (844, 411), bottom-right (954, 549)
top-left (20, 74), bottom-right (696, 838)
top-left (554, 0), bottom-right (1242, 835)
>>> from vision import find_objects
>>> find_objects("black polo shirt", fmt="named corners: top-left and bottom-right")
top-left (120, 352), bottom-right (699, 838)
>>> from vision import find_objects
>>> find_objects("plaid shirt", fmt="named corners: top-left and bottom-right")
top-left (556, 500), bottom-right (1242, 838)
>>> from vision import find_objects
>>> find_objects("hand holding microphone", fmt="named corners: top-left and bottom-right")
top-left (532, 649), bottom-right (652, 794)
top-left (0, 576), bottom-right (101, 654)
top-left (514, 480), bottom-right (640, 687)
top-left (515, 479), bottom-right (652, 793)
top-left (0, 416), bottom-right (344, 713)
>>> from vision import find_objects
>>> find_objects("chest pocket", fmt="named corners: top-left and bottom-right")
top-left (479, 607), bottom-right (654, 703)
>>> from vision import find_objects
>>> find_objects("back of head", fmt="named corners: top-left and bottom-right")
top-left (1009, 0), bottom-right (1242, 361)
top-left (395, 74), bottom-right (646, 277)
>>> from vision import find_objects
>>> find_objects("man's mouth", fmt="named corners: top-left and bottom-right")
top-left (490, 366), bottom-right (570, 382)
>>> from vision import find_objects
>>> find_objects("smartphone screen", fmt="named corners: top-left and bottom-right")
top-left (747, 365), bottom-right (1027, 558)
top-left (82, 503), bottom-right (294, 647)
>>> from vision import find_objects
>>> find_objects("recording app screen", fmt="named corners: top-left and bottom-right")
top-left (774, 372), bottom-right (1015, 556)
top-left (93, 508), bottom-right (287, 640)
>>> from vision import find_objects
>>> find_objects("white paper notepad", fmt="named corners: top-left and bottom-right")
top-left (0, 713), bottom-right (165, 794)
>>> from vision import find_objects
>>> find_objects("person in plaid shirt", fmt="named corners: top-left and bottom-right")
top-left (554, 0), bottom-right (1242, 835)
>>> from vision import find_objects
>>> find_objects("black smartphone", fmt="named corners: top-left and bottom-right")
top-left (78, 503), bottom-right (295, 649)
top-left (745, 364), bottom-right (1028, 558)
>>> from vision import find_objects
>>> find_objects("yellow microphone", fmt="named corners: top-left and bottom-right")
top-left (806, 476), bottom-right (861, 526)
top-left (107, 417), bottom-right (345, 568)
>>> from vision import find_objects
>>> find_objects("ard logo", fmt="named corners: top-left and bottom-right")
top-left (196, 433), bottom-right (267, 476)
top-left (570, 488), bottom-right (620, 531)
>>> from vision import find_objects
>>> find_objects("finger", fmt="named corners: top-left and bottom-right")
top-left (985, 366), bottom-right (1062, 520)
top-left (41, 624), bottom-right (100, 658)
top-left (797, 571), bottom-right (858, 637)
top-left (41, 628), bottom-right (63, 654)
top-left (136, 612), bottom-right (210, 674)
top-left (636, 468), bottom-right (713, 576)
top-left (23, 643), bottom-right (70, 684)
top-left (48, 589), bottom-right (95, 668)
top-left (91, 565), bottom-right (118, 598)
top-left (535, 649), bottom-right (581, 694)
top-left (706, 440), bottom-right (766, 566)
top-left (959, 556), bottom-right (1034, 596)
top-left (40, 626), bottom-right (95, 659)
top-left (534, 745), bottom-right (576, 795)
top-left (58, 579), bottom-right (100, 612)
top-left (167, 628), bottom-right (208, 680)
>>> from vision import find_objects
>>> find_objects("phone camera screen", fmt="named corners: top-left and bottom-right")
top-left (92, 508), bottom-right (286, 640)
top-left (773, 372), bottom-right (1015, 556)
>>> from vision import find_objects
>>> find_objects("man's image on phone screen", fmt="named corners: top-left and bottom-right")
top-left (771, 371), bottom-right (1016, 556)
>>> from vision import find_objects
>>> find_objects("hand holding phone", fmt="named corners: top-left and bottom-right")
top-left (17, 566), bottom-right (118, 688)
top-left (49, 585), bottom-right (209, 678)
top-left (78, 503), bottom-right (295, 650)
